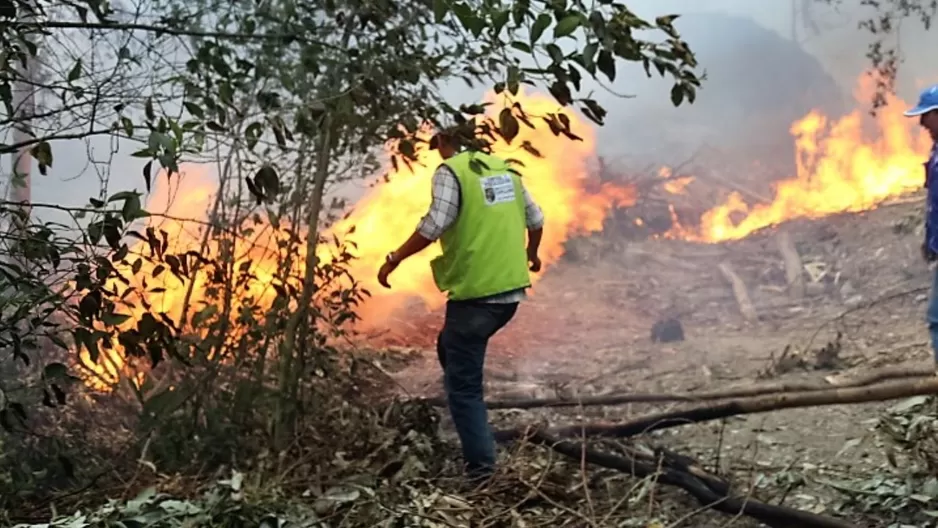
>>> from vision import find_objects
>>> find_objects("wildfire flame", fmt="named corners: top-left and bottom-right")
top-left (666, 78), bottom-right (932, 242)
top-left (77, 89), bottom-right (636, 389)
top-left (76, 76), bottom-right (933, 391)
top-left (662, 175), bottom-right (695, 195)
top-left (334, 90), bottom-right (636, 323)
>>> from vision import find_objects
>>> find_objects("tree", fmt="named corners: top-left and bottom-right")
top-left (0, 0), bottom-right (703, 489)
top-left (150, 0), bottom-right (703, 447)
top-left (813, 0), bottom-right (937, 109)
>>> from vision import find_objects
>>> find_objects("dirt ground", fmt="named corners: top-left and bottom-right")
top-left (370, 193), bottom-right (933, 526)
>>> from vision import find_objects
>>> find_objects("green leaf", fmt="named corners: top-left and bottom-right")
top-left (101, 312), bottom-right (132, 326)
top-left (492, 9), bottom-right (510, 34)
top-left (143, 160), bottom-right (152, 192)
top-left (655, 14), bottom-right (680, 27)
top-left (507, 66), bottom-right (521, 95)
top-left (121, 192), bottom-right (146, 222)
top-left (548, 81), bottom-right (572, 106)
top-left (254, 165), bottom-right (280, 198)
top-left (107, 190), bottom-right (139, 203)
top-left (147, 130), bottom-right (164, 152)
top-left (545, 44), bottom-right (564, 64)
top-left (121, 117), bottom-right (134, 137)
top-left (43, 362), bottom-right (69, 380)
top-left (432, 0), bottom-right (447, 23)
top-left (0, 83), bottom-right (11, 116)
top-left (685, 84), bottom-right (697, 104)
top-left (244, 122), bottom-right (263, 150)
top-left (67, 59), bottom-right (82, 82)
top-left (553, 14), bottom-right (581, 38)
top-left (669, 83), bottom-right (684, 106)
top-left (498, 108), bottom-right (519, 144)
top-left (582, 42), bottom-right (599, 72)
top-left (597, 50), bottom-right (615, 81)
top-left (183, 101), bottom-right (204, 119)
top-left (510, 41), bottom-right (532, 54)
top-left (530, 13), bottom-right (551, 44)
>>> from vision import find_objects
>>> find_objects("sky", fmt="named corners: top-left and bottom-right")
top-left (4, 0), bottom-right (938, 226)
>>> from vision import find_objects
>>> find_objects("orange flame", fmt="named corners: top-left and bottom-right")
top-left (78, 74), bottom-right (933, 391)
top-left (333, 89), bottom-right (636, 323)
top-left (75, 89), bottom-right (636, 389)
top-left (667, 77), bottom-right (932, 242)
top-left (662, 176), bottom-right (695, 195)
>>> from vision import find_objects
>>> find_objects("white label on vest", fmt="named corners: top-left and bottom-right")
top-left (479, 174), bottom-right (515, 205)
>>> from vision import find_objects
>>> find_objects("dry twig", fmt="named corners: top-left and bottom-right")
top-left (494, 376), bottom-right (938, 442)
top-left (420, 365), bottom-right (934, 410)
top-left (523, 431), bottom-right (855, 528)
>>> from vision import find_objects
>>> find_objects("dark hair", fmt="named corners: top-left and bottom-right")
top-left (429, 130), bottom-right (456, 150)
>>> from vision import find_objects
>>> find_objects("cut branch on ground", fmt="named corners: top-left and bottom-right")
top-left (524, 430), bottom-right (855, 528)
top-left (494, 375), bottom-right (938, 442)
top-left (419, 365), bottom-right (934, 410)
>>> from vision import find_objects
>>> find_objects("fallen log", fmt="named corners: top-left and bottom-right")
top-left (719, 261), bottom-right (758, 321)
top-left (420, 365), bottom-right (934, 410)
top-left (494, 376), bottom-right (938, 442)
top-left (776, 231), bottom-right (805, 299)
top-left (526, 430), bottom-right (856, 528)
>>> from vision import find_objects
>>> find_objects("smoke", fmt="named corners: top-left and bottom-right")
top-left (586, 0), bottom-right (938, 163)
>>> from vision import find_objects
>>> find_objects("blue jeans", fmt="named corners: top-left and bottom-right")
top-left (436, 299), bottom-right (518, 479)
top-left (929, 268), bottom-right (938, 363)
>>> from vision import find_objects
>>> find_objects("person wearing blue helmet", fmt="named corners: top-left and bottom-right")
top-left (907, 84), bottom-right (938, 371)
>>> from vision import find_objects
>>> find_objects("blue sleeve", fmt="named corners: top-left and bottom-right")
top-left (927, 152), bottom-right (938, 251)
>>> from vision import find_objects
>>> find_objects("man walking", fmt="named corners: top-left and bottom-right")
top-left (377, 128), bottom-right (544, 481)
top-left (906, 84), bottom-right (938, 370)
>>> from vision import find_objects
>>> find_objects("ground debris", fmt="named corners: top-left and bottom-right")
top-left (760, 332), bottom-right (847, 378)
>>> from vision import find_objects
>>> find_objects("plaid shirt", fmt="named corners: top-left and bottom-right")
top-left (417, 164), bottom-right (545, 303)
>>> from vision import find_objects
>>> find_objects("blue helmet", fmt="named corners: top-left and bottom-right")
top-left (904, 84), bottom-right (938, 117)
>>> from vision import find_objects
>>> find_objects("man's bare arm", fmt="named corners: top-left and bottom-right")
top-left (521, 183), bottom-right (544, 271)
top-left (389, 166), bottom-right (458, 262)
top-left (527, 226), bottom-right (542, 258)
top-left (391, 231), bottom-right (433, 262)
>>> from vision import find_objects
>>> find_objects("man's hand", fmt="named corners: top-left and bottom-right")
top-left (526, 227), bottom-right (543, 273)
top-left (528, 251), bottom-right (541, 273)
top-left (378, 259), bottom-right (399, 288)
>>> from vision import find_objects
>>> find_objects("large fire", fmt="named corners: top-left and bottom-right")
top-left (76, 77), bottom-right (934, 391)
top-left (665, 78), bottom-right (932, 242)
top-left (330, 91), bottom-right (636, 322)
top-left (77, 89), bottom-right (636, 388)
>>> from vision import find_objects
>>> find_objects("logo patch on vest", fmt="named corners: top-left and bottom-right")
top-left (479, 174), bottom-right (515, 205)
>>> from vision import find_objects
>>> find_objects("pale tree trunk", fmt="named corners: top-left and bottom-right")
top-left (273, 121), bottom-right (333, 450)
top-left (0, 1), bottom-right (37, 384)
top-left (271, 17), bottom-right (355, 450)
top-left (7, 2), bottom-right (37, 261)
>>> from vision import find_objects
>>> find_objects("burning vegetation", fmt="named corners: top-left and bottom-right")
top-left (7, 0), bottom-right (938, 524)
top-left (74, 75), bottom-right (931, 395)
